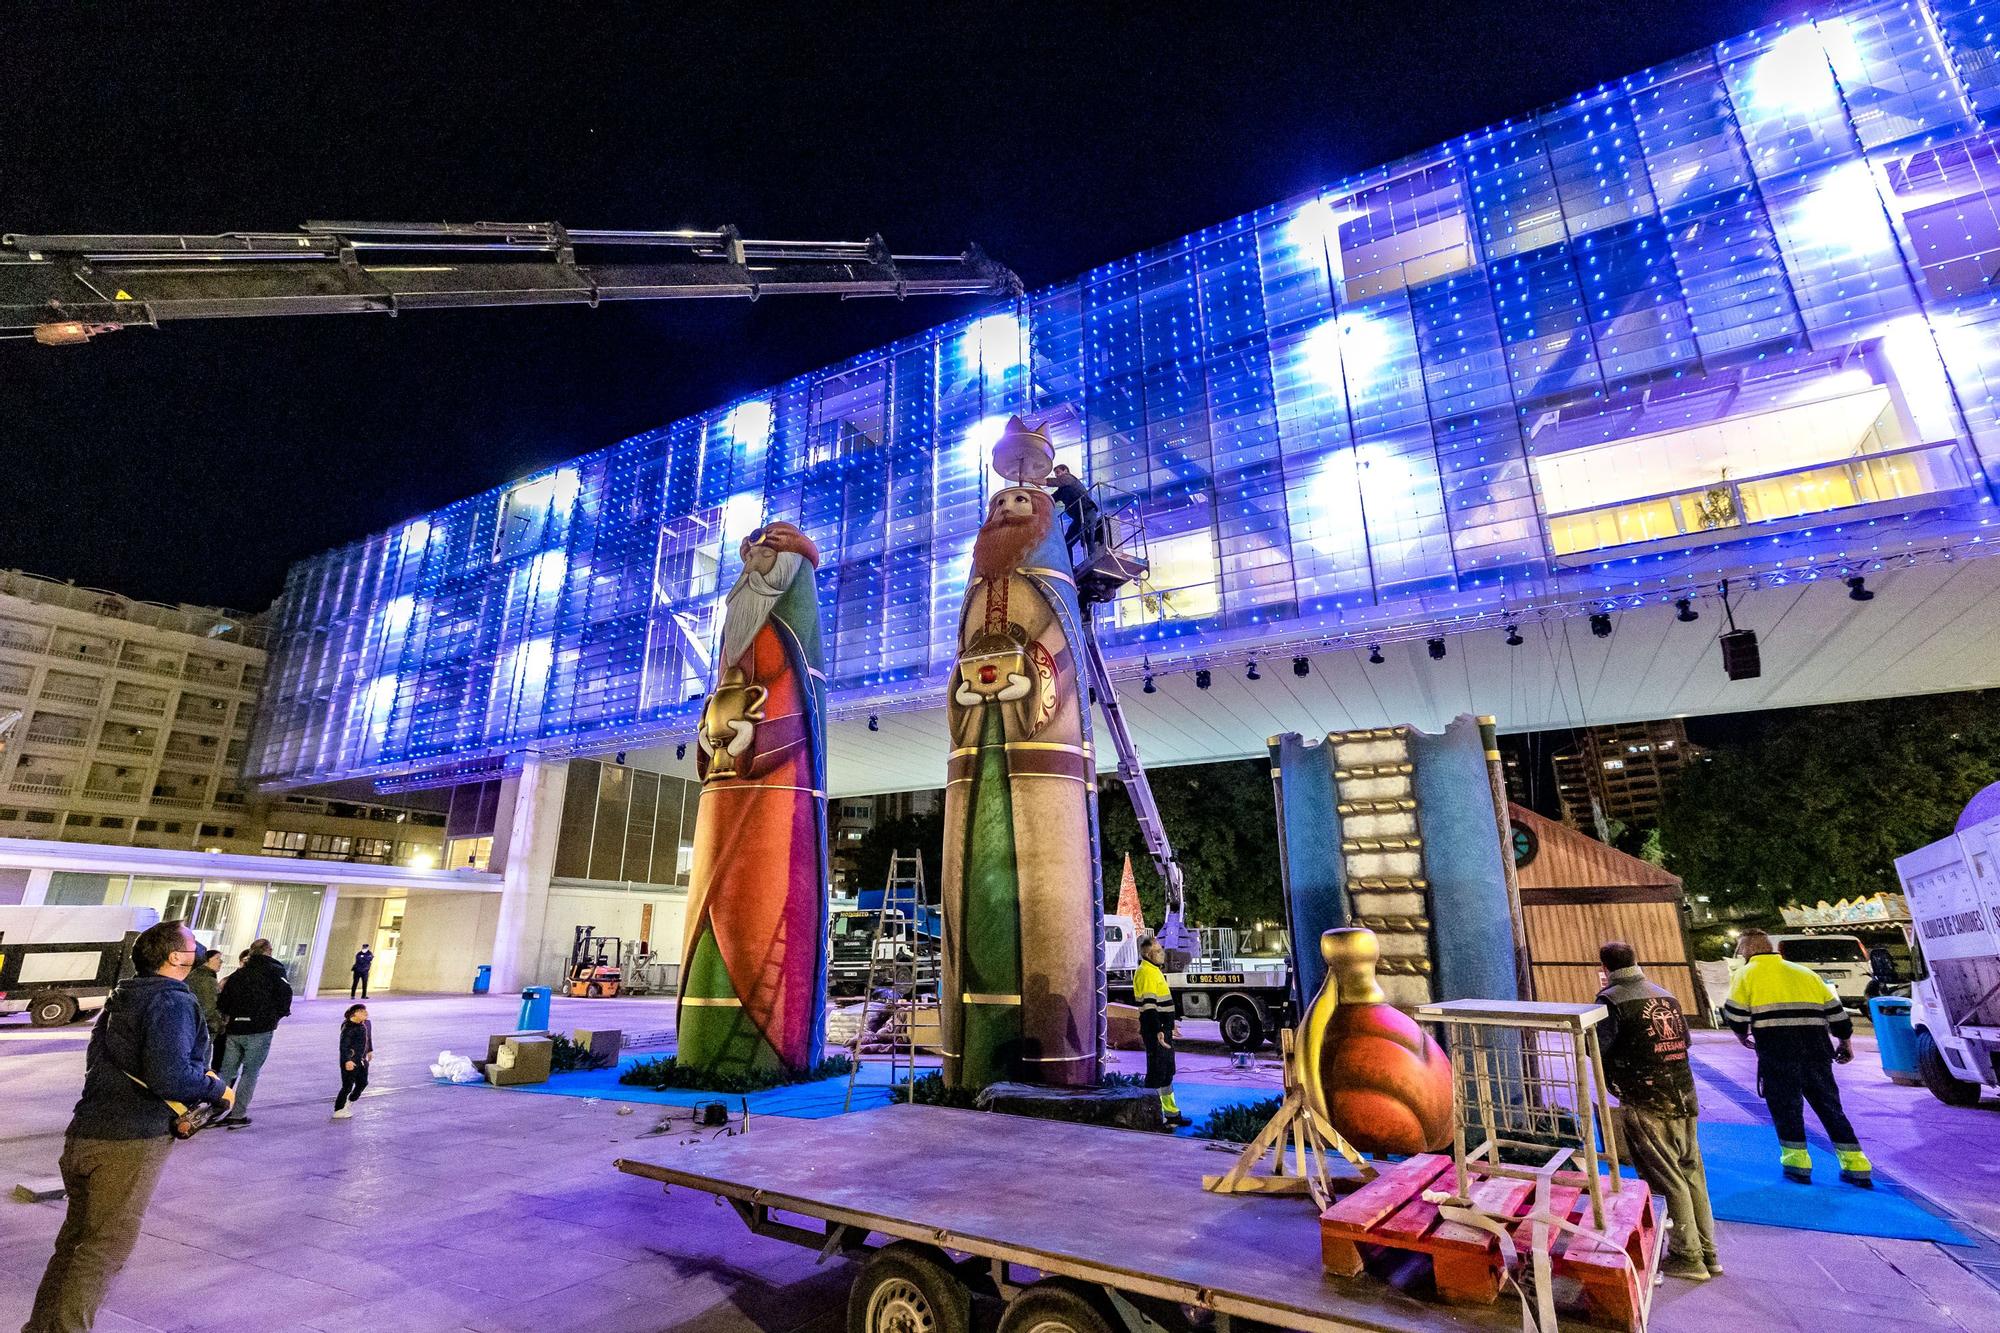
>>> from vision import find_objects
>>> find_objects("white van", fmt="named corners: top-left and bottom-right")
top-left (1768, 933), bottom-right (1873, 1009)
top-left (1894, 800), bottom-right (2000, 1106)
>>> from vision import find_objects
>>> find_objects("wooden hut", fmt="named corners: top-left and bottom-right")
top-left (1509, 804), bottom-right (1703, 1016)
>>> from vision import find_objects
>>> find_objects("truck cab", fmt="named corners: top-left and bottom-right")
top-left (1895, 800), bottom-right (2000, 1106)
top-left (1109, 920), bottom-right (1293, 1052)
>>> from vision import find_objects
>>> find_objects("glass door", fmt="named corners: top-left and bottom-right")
top-left (257, 885), bottom-right (326, 986)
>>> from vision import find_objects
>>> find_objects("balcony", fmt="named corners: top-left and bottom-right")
top-left (95, 739), bottom-right (158, 756)
top-left (9, 776), bottom-right (76, 797)
top-left (118, 657), bottom-right (182, 679)
top-left (23, 732), bottom-right (88, 749)
top-left (83, 784), bottom-right (144, 803)
top-left (1545, 441), bottom-right (1975, 564)
top-left (149, 794), bottom-right (207, 810)
top-left (48, 647), bottom-right (111, 665)
top-left (0, 631), bottom-right (49, 653)
top-left (109, 698), bottom-right (168, 717)
top-left (41, 688), bottom-right (103, 707)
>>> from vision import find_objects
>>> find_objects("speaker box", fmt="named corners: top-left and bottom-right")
top-left (1720, 628), bottom-right (1761, 680)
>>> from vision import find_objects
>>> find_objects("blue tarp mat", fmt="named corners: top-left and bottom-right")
top-left (1680, 1119), bottom-right (1970, 1246)
top-left (458, 1053), bottom-right (903, 1118)
top-left (465, 1066), bottom-right (1972, 1245)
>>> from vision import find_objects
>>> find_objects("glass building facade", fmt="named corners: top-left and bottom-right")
top-left (251, 0), bottom-right (2000, 789)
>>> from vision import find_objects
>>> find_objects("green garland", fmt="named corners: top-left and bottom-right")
top-left (618, 1053), bottom-right (854, 1094)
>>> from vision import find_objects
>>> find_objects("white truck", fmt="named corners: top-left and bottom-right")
top-left (1893, 799), bottom-right (2000, 1106)
top-left (0, 905), bottom-right (161, 1026)
top-left (1106, 918), bottom-right (1294, 1052)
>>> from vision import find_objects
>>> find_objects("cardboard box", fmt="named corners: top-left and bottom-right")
top-left (572, 1028), bottom-right (622, 1063)
top-left (480, 1029), bottom-right (547, 1070)
top-left (486, 1035), bottom-right (552, 1086)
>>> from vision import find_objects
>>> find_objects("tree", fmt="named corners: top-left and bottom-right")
top-left (1097, 758), bottom-right (1284, 927)
top-left (852, 809), bottom-right (944, 899)
top-left (1659, 690), bottom-right (2000, 916)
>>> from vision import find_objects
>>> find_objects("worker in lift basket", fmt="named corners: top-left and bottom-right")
top-left (1721, 929), bottom-right (1873, 1186)
top-left (1134, 935), bottom-right (1191, 1129)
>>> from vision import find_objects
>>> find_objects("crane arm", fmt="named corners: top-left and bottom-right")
top-left (0, 221), bottom-right (1019, 342)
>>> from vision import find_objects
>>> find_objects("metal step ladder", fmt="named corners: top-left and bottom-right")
top-left (842, 851), bottom-right (939, 1110)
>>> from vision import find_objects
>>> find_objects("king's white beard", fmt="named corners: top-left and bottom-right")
top-left (719, 550), bottom-right (804, 668)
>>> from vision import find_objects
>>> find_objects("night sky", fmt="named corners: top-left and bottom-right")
top-left (3, 0), bottom-right (1788, 612)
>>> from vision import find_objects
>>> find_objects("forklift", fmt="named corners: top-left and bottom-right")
top-left (565, 926), bottom-right (624, 998)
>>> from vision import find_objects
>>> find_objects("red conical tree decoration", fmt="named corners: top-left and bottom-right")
top-left (1115, 854), bottom-right (1145, 933)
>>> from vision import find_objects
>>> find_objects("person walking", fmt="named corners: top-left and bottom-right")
top-left (215, 938), bottom-right (293, 1129)
top-left (184, 946), bottom-right (226, 1068)
top-left (349, 944), bottom-right (374, 1000)
top-left (332, 1004), bottom-right (372, 1119)
top-left (23, 919), bottom-right (231, 1333)
top-left (1595, 940), bottom-right (1719, 1280)
top-left (1134, 934), bottom-right (1191, 1129)
top-left (1723, 929), bottom-right (1874, 1186)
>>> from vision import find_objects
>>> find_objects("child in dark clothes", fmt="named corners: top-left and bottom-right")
top-left (332, 1003), bottom-right (372, 1119)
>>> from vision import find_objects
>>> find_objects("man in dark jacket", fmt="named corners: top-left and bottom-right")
top-left (24, 919), bottom-right (230, 1333)
top-left (215, 937), bottom-right (293, 1128)
top-left (350, 944), bottom-right (374, 1000)
top-left (185, 947), bottom-right (225, 1063)
top-left (1596, 940), bottom-right (1718, 1281)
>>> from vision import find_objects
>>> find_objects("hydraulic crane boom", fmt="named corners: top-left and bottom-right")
top-left (0, 220), bottom-right (1019, 343)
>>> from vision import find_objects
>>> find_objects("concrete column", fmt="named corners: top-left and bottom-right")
top-left (488, 757), bottom-right (569, 993)
top-left (21, 867), bottom-right (53, 905)
top-left (302, 886), bottom-right (340, 999)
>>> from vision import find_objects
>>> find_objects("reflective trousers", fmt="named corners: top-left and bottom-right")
top-left (1759, 1055), bottom-right (1861, 1152)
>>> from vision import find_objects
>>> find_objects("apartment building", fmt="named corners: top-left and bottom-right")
top-left (0, 568), bottom-right (445, 863)
top-left (1551, 719), bottom-right (1699, 833)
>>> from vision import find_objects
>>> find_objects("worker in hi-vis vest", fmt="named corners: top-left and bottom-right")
top-left (1134, 935), bottom-right (1190, 1129)
top-left (1721, 929), bottom-right (1873, 1186)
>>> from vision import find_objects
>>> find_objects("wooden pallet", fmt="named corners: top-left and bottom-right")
top-left (1319, 1153), bottom-right (1659, 1332)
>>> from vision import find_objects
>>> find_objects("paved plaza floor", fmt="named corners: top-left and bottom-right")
top-left (4, 993), bottom-right (2000, 1332)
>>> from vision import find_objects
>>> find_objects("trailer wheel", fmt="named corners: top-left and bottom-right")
top-left (30, 995), bottom-right (79, 1028)
top-left (1916, 1029), bottom-right (1983, 1107)
top-left (997, 1280), bottom-right (1117, 1333)
top-left (849, 1242), bottom-right (971, 1333)
top-left (1216, 997), bottom-right (1264, 1052)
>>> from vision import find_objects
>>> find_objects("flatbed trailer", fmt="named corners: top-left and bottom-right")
top-left (616, 1104), bottom-right (1511, 1333)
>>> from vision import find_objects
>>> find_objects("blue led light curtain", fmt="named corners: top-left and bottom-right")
top-left (251, 0), bottom-right (2000, 789)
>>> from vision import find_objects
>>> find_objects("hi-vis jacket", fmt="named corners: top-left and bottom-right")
top-left (1721, 953), bottom-right (1852, 1064)
top-left (1134, 959), bottom-right (1174, 1045)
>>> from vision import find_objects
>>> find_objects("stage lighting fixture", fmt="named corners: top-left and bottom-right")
top-left (1367, 645), bottom-right (1384, 665)
top-left (1292, 657), bottom-right (1311, 680)
top-left (1588, 612), bottom-right (1613, 639)
top-left (675, 743), bottom-right (687, 760)
top-left (1718, 579), bottom-right (1761, 681)
top-left (868, 714), bottom-right (880, 732)
top-left (1245, 659), bottom-right (1261, 681)
top-left (1195, 669), bottom-right (1212, 690)
top-left (1504, 624), bottom-right (1523, 647)
top-left (1847, 576), bottom-right (1874, 602)
top-left (1142, 674), bottom-right (1157, 694)
top-left (1676, 598), bottom-right (1699, 623)
top-left (1426, 637), bottom-right (1446, 661)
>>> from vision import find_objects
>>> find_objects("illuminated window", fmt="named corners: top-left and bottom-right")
top-left (495, 469), bottom-right (579, 559)
top-left (1116, 532), bottom-right (1221, 630)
